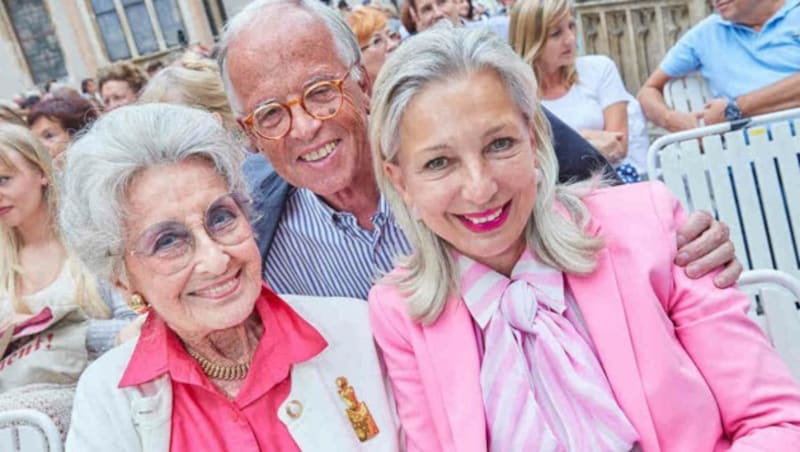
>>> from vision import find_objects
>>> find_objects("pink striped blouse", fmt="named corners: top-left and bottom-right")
top-left (458, 249), bottom-right (640, 451)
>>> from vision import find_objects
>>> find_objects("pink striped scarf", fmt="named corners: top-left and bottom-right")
top-left (458, 250), bottom-right (639, 451)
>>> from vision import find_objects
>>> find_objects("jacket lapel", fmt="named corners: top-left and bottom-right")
top-left (130, 375), bottom-right (172, 452)
top-left (278, 362), bottom-right (363, 451)
top-left (423, 295), bottom-right (487, 452)
top-left (565, 219), bottom-right (659, 448)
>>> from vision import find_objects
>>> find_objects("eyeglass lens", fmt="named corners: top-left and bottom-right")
top-left (131, 193), bottom-right (252, 275)
top-left (252, 77), bottom-right (346, 139)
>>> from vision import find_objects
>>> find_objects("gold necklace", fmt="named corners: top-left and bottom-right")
top-left (185, 347), bottom-right (251, 381)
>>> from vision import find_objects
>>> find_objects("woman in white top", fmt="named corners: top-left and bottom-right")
top-left (509, 0), bottom-right (649, 182)
top-left (0, 123), bottom-right (136, 358)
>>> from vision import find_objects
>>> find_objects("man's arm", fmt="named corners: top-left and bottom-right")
top-left (544, 107), bottom-right (741, 288)
top-left (702, 73), bottom-right (800, 125)
top-left (543, 107), bottom-right (619, 183)
top-left (674, 210), bottom-right (742, 288)
top-left (638, 69), bottom-right (702, 132)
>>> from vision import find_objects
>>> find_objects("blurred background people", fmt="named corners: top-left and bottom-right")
top-left (400, 1), bottom-right (418, 35)
top-left (510, 0), bottom-right (649, 181)
top-left (80, 77), bottom-right (104, 110)
top-left (145, 60), bottom-right (166, 78)
top-left (137, 51), bottom-right (268, 182)
top-left (27, 91), bottom-right (99, 168)
top-left (0, 101), bottom-right (26, 127)
top-left (97, 61), bottom-right (148, 113)
top-left (0, 123), bottom-right (135, 360)
top-left (346, 6), bottom-right (400, 83)
top-left (0, 124), bottom-right (137, 440)
top-left (639, 0), bottom-right (799, 131)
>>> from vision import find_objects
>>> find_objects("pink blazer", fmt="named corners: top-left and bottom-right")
top-left (369, 182), bottom-right (800, 452)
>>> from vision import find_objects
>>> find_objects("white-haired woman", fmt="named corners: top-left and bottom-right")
top-left (368, 26), bottom-right (800, 452)
top-left (62, 104), bottom-right (399, 451)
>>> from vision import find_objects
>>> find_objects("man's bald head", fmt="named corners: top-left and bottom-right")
top-left (217, 0), bottom-right (363, 115)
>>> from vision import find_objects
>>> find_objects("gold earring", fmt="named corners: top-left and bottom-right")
top-left (128, 293), bottom-right (150, 314)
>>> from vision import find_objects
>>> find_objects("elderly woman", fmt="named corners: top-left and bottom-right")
top-left (62, 104), bottom-right (399, 451)
top-left (368, 26), bottom-right (800, 451)
top-left (96, 61), bottom-right (148, 113)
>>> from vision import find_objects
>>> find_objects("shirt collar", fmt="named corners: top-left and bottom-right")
top-left (296, 187), bottom-right (391, 231)
top-left (718, 0), bottom-right (798, 30)
top-left (457, 249), bottom-right (565, 329)
top-left (119, 282), bottom-right (327, 389)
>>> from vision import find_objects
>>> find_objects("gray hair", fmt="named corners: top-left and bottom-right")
top-left (370, 25), bottom-right (603, 324)
top-left (217, 0), bottom-right (363, 116)
top-left (58, 103), bottom-right (245, 281)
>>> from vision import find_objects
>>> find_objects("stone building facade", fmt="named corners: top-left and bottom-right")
top-left (0, 0), bottom-right (227, 99)
top-left (0, 0), bottom-right (713, 100)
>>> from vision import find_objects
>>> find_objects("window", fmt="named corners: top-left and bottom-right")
top-left (91, 0), bottom-right (131, 60)
top-left (5, 0), bottom-right (67, 84)
top-left (121, 0), bottom-right (159, 55)
top-left (89, 0), bottom-right (186, 61)
top-left (153, 0), bottom-right (185, 47)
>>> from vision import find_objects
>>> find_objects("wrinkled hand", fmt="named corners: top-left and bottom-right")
top-left (581, 130), bottom-right (625, 164)
top-left (664, 110), bottom-right (703, 132)
top-left (702, 98), bottom-right (728, 126)
top-left (674, 210), bottom-right (742, 288)
top-left (115, 313), bottom-right (148, 345)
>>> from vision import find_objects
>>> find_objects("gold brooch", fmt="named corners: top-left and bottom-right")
top-left (336, 377), bottom-right (379, 442)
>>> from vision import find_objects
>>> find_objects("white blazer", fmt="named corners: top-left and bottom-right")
top-left (66, 295), bottom-right (401, 451)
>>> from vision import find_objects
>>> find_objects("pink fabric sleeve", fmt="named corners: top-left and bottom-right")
top-left (648, 182), bottom-right (800, 450)
top-left (368, 283), bottom-right (444, 452)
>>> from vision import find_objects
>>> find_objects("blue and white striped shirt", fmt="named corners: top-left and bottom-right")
top-left (264, 187), bottom-right (412, 299)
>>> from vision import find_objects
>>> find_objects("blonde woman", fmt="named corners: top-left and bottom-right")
top-left (137, 52), bottom-right (268, 181)
top-left (510, 0), bottom-right (649, 181)
top-left (0, 123), bottom-right (136, 360)
top-left (368, 26), bottom-right (800, 451)
top-left (138, 53), bottom-right (241, 136)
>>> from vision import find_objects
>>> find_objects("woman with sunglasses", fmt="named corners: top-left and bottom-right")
top-left (62, 104), bottom-right (400, 451)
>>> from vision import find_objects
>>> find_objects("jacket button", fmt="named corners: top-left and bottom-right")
top-left (285, 400), bottom-right (303, 419)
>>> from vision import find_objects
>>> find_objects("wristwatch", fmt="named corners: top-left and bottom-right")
top-left (724, 98), bottom-right (743, 121)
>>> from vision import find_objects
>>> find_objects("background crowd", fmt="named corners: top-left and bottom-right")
top-left (0, 0), bottom-right (798, 450)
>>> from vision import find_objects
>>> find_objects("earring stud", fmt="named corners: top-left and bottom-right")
top-left (127, 293), bottom-right (150, 314)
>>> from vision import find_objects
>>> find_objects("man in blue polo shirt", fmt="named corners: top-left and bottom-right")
top-left (639, 0), bottom-right (800, 131)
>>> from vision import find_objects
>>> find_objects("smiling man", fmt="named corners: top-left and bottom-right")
top-left (638, 0), bottom-right (800, 131)
top-left (217, 0), bottom-right (741, 300)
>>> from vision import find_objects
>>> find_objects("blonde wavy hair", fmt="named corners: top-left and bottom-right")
top-left (509, 0), bottom-right (578, 93)
top-left (138, 52), bottom-right (246, 144)
top-left (370, 25), bottom-right (603, 324)
top-left (0, 124), bottom-right (109, 318)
